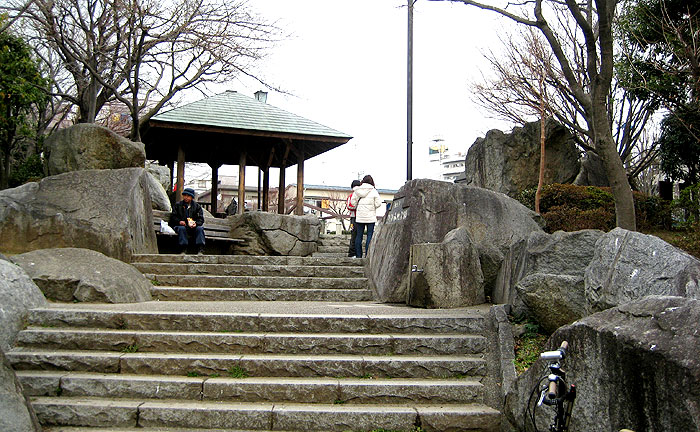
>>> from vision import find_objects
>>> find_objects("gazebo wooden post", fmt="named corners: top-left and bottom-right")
top-left (278, 141), bottom-right (291, 214)
top-left (263, 147), bottom-right (275, 212)
top-left (167, 161), bottom-right (175, 194)
top-left (176, 144), bottom-right (185, 202)
top-left (209, 162), bottom-right (222, 215)
top-left (238, 151), bottom-right (246, 214)
top-left (295, 144), bottom-right (305, 216)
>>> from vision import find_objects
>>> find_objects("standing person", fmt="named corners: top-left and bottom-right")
top-left (346, 180), bottom-right (361, 257)
top-left (350, 175), bottom-right (382, 258)
top-left (169, 187), bottom-right (206, 254)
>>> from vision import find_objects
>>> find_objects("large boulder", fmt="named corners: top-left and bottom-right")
top-left (12, 248), bottom-right (152, 303)
top-left (45, 123), bottom-right (145, 175)
top-left (406, 227), bottom-right (485, 308)
top-left (495, 230), bottom-right (604, 331)
top-left (146, 162), bottom-right (171, 191)
top-left (462, 120), bottom-right (580, 197)
top-left (229, 212), bottom-right (320, 256)
top-left (368, 180), bottom-right (542, 303)
top-left (0, 350), bottom-right (42, 432)
top-left (585, 228), bottom-right (700, 313)
top-left (0, 168), bottom-right (158, 262)
top-left (504, 296), bottom-right (700, 432)
top-left (146, 172), bottom-right (172, 212)
top-left (573, 151), bottom-right (609, 186)
top-left (0, 260), bottom-right (47, 352)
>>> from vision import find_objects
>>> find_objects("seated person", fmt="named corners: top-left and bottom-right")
top-left (169, 187), bottom-right (205, 254)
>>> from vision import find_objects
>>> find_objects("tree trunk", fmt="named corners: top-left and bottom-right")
top-left (535, 115), bottom-right (546, 214)
top-left (592, 105), bottom-right (637, 230)
top-left (1, 151), bottom-right (11, 190)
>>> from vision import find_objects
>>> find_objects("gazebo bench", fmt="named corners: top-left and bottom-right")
top-left (151, 210), bottom-right (244, 254)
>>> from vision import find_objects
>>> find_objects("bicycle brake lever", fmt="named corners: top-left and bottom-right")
top-left (537, 387), bottom-right (547, 407)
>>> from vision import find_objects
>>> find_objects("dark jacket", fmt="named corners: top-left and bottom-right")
top-left (169, 200), bottom-right (205, 228)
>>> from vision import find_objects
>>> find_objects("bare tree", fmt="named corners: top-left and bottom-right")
top-left (472, 25), bottom-right (659, 187)
top-left (430, 0), bottom-right (637, 230)
top-left (5, 0), bottom-right (280, 141)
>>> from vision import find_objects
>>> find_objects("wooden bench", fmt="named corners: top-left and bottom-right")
top-left (152, 210), bottom-right (244, 253)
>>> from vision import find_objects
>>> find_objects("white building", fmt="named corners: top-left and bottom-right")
top-left (428, 144), bottom-right (466, 183)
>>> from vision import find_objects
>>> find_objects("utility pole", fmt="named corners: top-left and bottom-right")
top-left (407, 0), bottom-right (414, 181)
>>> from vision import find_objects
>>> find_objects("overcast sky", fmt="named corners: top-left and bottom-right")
top-left (190, 0), bottom-right (515, 191)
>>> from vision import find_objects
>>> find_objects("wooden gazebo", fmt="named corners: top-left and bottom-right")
top-left (141, 90), bottom-right (352, 215)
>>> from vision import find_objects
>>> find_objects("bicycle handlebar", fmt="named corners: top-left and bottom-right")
top-left (540, 341), bottom-right (569, 361)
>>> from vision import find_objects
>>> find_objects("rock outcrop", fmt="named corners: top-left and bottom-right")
top-left (407, 227), bottom-right (485, 308)
top-left (45, 123), bottom-right (146, 176)
top-left (0, 168), bottom-right (158, 262)
top-left (0, 260), bottom-right (47, 352)
top-left (573, 151), bottom-right (609, 187)
top-left (0, 350), bottom-right (42, 432)
top-left (146, 172), bottom-right (172, 212)
top-left (229, 212), bottom-right (320, 256)
top-left (368, 180), bottom-right (543, 303)
top-left (495, 230), bottom-right (604, 331)
top-left (463, 120), bottom-right (580, 197)
top-left (585, 228), bottom-right (700, 313)
top-left (504, 296), bottom-right (700, 432)
top-left (12, 248), bottom-right (152, 303)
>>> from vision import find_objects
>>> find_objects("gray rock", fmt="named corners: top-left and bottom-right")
top-left (514, 274), bottom-right (586, 333)
top-left (407, 227), bottom-right (485, 308)
top-left (229, 213), bottom-right (320, 256)
top-left (0, 168), bottom-right (158, 262)
top-left (146, 172), bottom-right (172, 212)
top-left (0, 350), bottom-right (42, 432)
top-left (494, 229), bottom-right (603, 320)
top-left (463, 120), bottom-right (580, 197)
top-left (504, 296), bottom-right (700, 432)
top-left (146, 163), bottom-right (171, 191)
top-left (12, 248), bottom-right (152, 303)
top-left (585, 228), bottom-right (700, 313)
top-left (369, 180), bottom-right (542, 303)
top-left (573, 151), bottom-right (609, 186)
top-left (0, 260), bottom-right (47, 352)
top-left (45, 123), bottom-right (145, 175)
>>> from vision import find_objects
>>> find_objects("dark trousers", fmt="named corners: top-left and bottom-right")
top-left (348, 217), bottom-right (357, 257)
top-left (175, 225), bottom-right (205, 247)
top-left (354, 222), bottom-right (375, 258)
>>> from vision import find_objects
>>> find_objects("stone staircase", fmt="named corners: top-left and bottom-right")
top-left (7, 253), bottom-right (501, 431)
top-left (314, 234), bottom-right (351, 257)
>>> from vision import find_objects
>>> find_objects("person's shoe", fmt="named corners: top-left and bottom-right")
top-left (197, 246), bottom-right (205, 255)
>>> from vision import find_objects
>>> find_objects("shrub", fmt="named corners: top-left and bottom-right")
top-left (517, 184), bottom-right (672, 233)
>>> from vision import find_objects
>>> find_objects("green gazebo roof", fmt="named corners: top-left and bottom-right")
top-left (141, 91), bottom-right (352, 168)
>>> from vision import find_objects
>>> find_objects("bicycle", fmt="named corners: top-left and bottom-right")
top-left (525, 341), bottom-right (576, 432)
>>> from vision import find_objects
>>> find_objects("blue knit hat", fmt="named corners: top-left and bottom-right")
top-left (182, 188), bottom-right (195, 198)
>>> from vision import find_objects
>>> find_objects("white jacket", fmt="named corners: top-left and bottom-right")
top-left (350, 183), bottom-right (382, 223)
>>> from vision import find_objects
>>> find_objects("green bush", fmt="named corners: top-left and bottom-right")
top-left (517, 184), bottom-right (671, 233)
top-left (9, 154), bottom-right (44, 187)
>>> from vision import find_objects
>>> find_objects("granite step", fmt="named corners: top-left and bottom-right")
top-left (133, 263), bottom-right (366, 278)
top-left (151, 287), bottom-right (372, 302)
top-left (31, 397), bottom-right (501, 431)
top-left (146, 275), bottom-right (368, 290)
top-left (131, 254), bottom-right (365, 267)
top-left (25, 308), bottom-right (486, 334)
top-left (19, 371), bottom-right (486, 405)
top-left (8, 350), bottom-right (487, 379)
top-left (16, 328), bottom-right (486, 355)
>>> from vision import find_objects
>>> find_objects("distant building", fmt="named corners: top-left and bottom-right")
top-left (428, 143), bottom-right (466, 183)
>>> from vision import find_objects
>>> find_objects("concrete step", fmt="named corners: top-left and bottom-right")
top-left (311, 252), bottom-right (349, 258)
top-left (17, 328), bottom-right (486, 355)
top-left (31, 397), bottom-right (500, 431)
top-left (19, 371), bottom-right (486, 405)
top-left (131, 254), bottom-right (365, 267)
top-left (316, 245), bottom-right (348, 253)
top-left (26, 308), bottom-right (486, 334)
top-left (151, 287), bottom-right (373, 302)
top-left (133, 263), bottom-right (366, 278)
top-left (147, 275), bottom-right (368, 290)
top-left (9, 349), bottom-right (487, 379)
